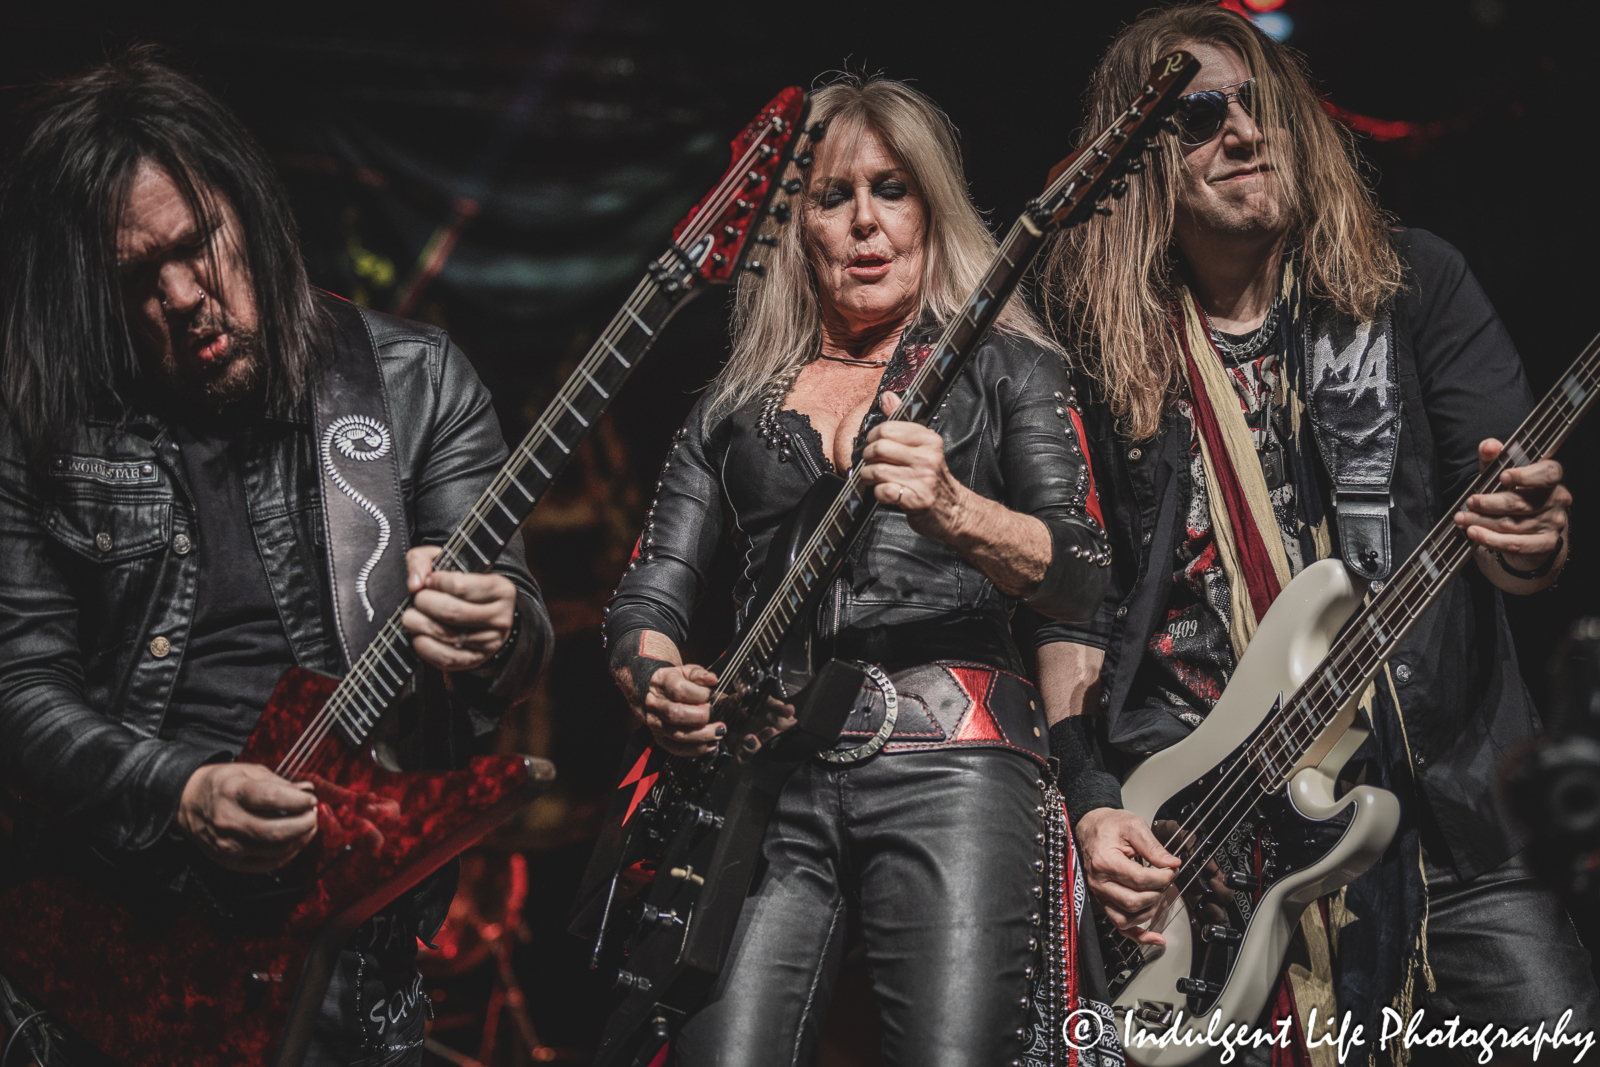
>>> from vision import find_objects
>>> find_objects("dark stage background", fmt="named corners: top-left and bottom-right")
top-left (2, 0), bottom-right (1596, 1061)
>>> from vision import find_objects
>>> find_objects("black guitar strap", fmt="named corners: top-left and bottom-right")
top-left (1305, 304), bottom-right (1401, 582)
top-left (314, 298), bottom-right (410, 670)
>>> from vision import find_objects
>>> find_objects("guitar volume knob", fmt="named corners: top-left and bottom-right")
top-left (1202, 924), bottom-right (1243, 944)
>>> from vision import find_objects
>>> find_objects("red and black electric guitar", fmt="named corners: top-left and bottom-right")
top-left (569, 53), bottom-right (1199, 1067)
top-left (0, 87), bottom-right (811, 1067)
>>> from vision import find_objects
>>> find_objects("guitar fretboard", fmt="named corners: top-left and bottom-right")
top-left (323, 276), bottom-right (691, 751)
top-left (1248, 333), bottom-right (1600, 786)
top-left (713, 219), bottom-right (1049, 701)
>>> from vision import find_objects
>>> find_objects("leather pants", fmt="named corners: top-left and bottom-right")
top-left (675, 747), bottom-right (1047, 1067)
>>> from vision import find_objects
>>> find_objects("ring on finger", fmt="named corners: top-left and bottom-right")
top-left (453, 631), bottom-right (467, 650)
top-left (895, 484), bottom-right (906, 505)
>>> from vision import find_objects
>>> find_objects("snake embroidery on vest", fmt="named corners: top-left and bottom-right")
top-left (321, 415), bottom-right (395, 621)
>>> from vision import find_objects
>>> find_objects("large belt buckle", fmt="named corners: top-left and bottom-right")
top-left (816, 663), bottom-right (898, 765)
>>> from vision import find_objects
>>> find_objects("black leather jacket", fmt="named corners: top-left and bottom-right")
top-left (604, 329), bottom-right (1111, 674)
top-left (0, 307), bottom-right (552, 859)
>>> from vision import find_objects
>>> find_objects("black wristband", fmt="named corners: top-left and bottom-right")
top-left (1048, 716), bottom-right (1124, 825)
top-left (1494, 535), bottom-right (1564, 581)
top-left (610, 629), bottom-right (675, 709)
top-left (479, 608), bottom-right (521, 672)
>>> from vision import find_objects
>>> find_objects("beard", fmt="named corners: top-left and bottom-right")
top-left (144, 316), bottom-right (268, 417)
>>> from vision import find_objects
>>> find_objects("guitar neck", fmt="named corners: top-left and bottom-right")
top-left (322, 269), bottom-right (695, 751)
top-left (715, 221), bottom-right (1047, 697)
top-left (1265, 333), bottom-right (1600, 777)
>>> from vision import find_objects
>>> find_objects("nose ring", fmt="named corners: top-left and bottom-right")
top-left (159, 289), bottom-right (206, 310)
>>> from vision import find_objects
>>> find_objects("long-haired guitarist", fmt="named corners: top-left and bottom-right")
top-left (604, 75), bottom-right (1114, 1063)
top-left (0, 53), bottom-right (551, 1063)
top-left (1040, 4), bottom-right (1592, 1057)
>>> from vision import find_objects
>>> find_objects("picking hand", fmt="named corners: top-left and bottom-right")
top-left (631, 663), bottom-right (724, 758)
top-left (177, 763), bottom-right (317, 873)
top-left (1076, 807), bottom-right (1182, 946)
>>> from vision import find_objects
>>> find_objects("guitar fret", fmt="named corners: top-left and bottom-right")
top-left (582, 366), bottom-right (611, 400)
top-left (492, 493), bottom-right (520, 524)
top-left (559, 393), bottom-right (590, 427)
top-left (625, 308), bottom-right (654, 336)
top-left (546, 427), bottom-right (571, 455)
top-left (505, 469), bottom-right (535, 501)
top-left (527, 452), bottom-right (553, 479)
top-left (604, 337), bottom-right (632, 368)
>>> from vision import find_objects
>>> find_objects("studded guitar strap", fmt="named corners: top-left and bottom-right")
top-left (313, 296), bottom-right (410, 670)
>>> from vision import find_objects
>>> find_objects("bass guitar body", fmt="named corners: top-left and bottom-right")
top-left (573, 474), bottom-right (860, 1067)
top-left (1110, 559), bottom-right (1400, 1066)
top-left (0, 667), bottom-right (551, 1067)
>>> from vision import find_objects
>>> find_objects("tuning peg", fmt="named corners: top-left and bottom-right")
top-left (1145, 140), bottom-right (1163, 153)
top-left (1094, 205), bottom-right (1113, 216)
top-left (788, 150), bottom-right (815, 167)
top-left (1142, 83), bottom-right (1158, 101)
top-left (745, 170), bottom-right (764, 188)
top-left (743, 261), bottom-right (765, 276)
top-left (1160, 117), bottom-right (1180, 136)
top-left (1110, 180), bottom-right (1129, 199)
top-left (780, 178), bottom-right (803, 194)
top-left (734, 197), bottom-right (754, 215)
top-left (767, 203), bottom-right (791, 223)
top-left (1123, 160), bottom-right (1145, 174)
top-left (757, 144), bottom-right (776, 161)
top-left (804, 122), bottom-right (827, 140)
top-left (754, 234), bottom-right (778, 246)
top-left (1093, 148), bottom-right (1111, 163)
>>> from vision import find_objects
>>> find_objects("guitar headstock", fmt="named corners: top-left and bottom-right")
top-left (663, 86), bottom-right (814, 289)
top-left (1026, 50), bottom-right (1200, 234)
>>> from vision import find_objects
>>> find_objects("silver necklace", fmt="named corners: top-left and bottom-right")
top-left (1204, 299), bottom-right (1281, 360)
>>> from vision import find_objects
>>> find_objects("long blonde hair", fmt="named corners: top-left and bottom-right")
top-left (708, 75), bottom-right (1053, 419)
top-left (1040, 4), bottom-right (1403, 440)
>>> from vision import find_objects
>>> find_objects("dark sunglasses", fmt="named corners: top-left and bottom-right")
top-left (1173, 78), bottom-right (1257, 146)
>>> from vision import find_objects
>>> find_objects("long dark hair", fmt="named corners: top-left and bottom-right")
top-left (0, 47), bottom-right (327, 456)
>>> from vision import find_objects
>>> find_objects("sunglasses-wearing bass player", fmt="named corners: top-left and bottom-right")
top-left (0, 54), bottom-right (552, 1063)
top-left (1040, 4), bottom-right (1589, 1059)
top-left (604, 76), bottom-right (1116, 1065)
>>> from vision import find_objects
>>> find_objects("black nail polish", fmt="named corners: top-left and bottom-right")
top-left (715, 725), bottom-right (727, 738)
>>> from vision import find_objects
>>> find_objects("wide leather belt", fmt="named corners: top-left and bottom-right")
top-left (833, 660), bottom-right (1049, 762)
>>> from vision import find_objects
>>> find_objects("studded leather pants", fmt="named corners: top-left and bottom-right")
top-left (674, 746), bottom-right (1048, 1067)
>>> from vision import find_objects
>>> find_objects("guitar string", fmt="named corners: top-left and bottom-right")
top-left (276, 111), bottom-right (801, 778)
top-left (1122, 344), bottom-right (1600, 947)
top-left (709, 104), bottom-right (1146, 703)
top-left (281, 120), bottom-right (791, 776)
top-left (1149, 343), bottom-right (1600, 895)
top-left (1109, 346), bottom-right (1600, 969)
top-left (1128, 335), bottom-right (1600, 884)
top-left (1144, 349), bottom-right (1600, 936)
top-left (281, 114), bottom-right (799, 776)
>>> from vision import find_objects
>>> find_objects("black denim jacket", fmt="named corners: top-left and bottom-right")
top-left (0, 306), bottom-right (552, 860)
top-left (605, 330), bottom-right (1111, 675)
top-left (1059, 229), bottom-right (1541, 880)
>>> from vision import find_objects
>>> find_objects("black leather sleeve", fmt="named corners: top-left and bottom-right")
top-left (0, 423), bottom-right (218, 854)
top-left (986, 338), bottom-right (1111, 626)
top-left (380, 323), bottom-right (554, 733)
top-left (603, 398), bottom-right (726, 650)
